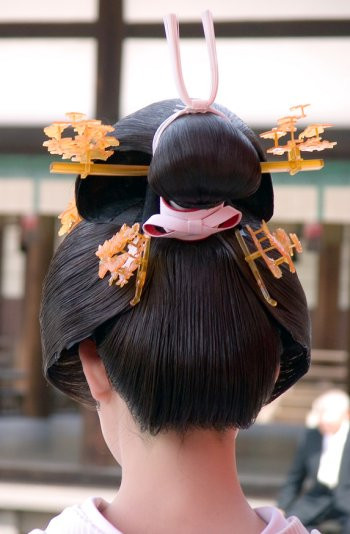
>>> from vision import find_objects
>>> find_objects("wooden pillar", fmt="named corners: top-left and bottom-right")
top-left (313, 224), bottom-right (343, 349)
top-left (79, 0), bottom-right (124, 466)
top-left (347, 324), bottom-right (350, 396)
top-left (346, 225), bottom-right (350, 395)
top-left (96, 0), bottom-right (123, 122)
top-left (16, 215), bottom-right (55, 417)
top-left (0, 216), bottom-right (4, 338)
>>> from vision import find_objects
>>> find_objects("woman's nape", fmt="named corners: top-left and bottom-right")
top-left (79, 338), bottom-right (267, 534)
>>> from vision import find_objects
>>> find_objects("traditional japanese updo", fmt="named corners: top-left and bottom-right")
top-left (40, 99), bottom-right (310, 434)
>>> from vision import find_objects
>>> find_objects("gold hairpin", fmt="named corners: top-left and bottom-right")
top-left (260, 104), bottom-right (337, 176)
top-left (58, 198), bottom-right (82, 236)
top-left (235, 221), bottom-right (302, 307)
top-left (45, 106), bottom-right (335, 179)
top-left (43, 112), bottom-right (148, 178)
top-left (96, 223), bottom-right (150, 306)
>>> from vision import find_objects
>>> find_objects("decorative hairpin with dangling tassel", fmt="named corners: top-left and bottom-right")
top-left (260, 104), bottom-right (337, 176)
top-left (235, 221), bottom-right (303, 307)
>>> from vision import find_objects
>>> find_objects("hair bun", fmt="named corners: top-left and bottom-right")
top-left (148, 112), bottom-right (262, 210)
top-left (74, 100), bottom-right (274, 223)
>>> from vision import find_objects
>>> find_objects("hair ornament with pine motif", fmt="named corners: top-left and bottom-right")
top-left (44, 107), bottom-right (336, 180)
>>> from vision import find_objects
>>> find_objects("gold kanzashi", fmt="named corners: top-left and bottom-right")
top-left (260, 104), bottom-right (336, 176)
top-left (235, 221), bottom-right (303, 307)
top-left (45, 106), bottom-right (334, 179)
top-left (43, 112), bottom-right (120, 178)
top-left (43, 113), bottom-right (148, 178)
top-left (58, 198), bottom-right (82, 236)
top-left (96, 223), bottom-right (150, 306)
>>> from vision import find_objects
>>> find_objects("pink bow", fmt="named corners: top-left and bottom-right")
top-left (143, 198), bottom-right (242, 241)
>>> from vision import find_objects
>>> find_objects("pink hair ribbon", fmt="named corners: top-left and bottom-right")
top-left (152, 10), bottom-right (228, 153)
top-left (145, 11), bottom-right (240, 242)
top-left (143, 198), bottom-right (242, 241)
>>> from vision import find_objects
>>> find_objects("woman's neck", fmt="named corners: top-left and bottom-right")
top-left (103, 424), bottom-right (266, 534)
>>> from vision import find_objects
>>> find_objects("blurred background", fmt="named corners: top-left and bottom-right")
top-left (0, 1), bottom-right (350, 532)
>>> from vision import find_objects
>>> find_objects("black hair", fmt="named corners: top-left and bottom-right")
top-left (75, 100), bottom-right (274, 222)
top-left (149, 113), bottom-right (260, 207)
top-left (40, 100), bottom-right (310, 434)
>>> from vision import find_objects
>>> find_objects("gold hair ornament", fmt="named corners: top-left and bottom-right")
top-left (235, 221), bottom-right (302, 307)
top-left (260, 104), bottom-right (336, 176)
top-left (43, 112), bottom-right (148, 178)
top-left (49, 105), bottom-right (324, 307)
top-left (58, 198), bottom-right (82, 236)
top-left (96, 223), bottom-right (151, 306)
top-left (44, 106), bottom-right (335, 179)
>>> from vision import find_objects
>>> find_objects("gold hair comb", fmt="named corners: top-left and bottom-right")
top-left (235, 221), bottom-right (303, 307)
top-left (58, 198), bottom-right (82, 236)
top-left (260, 104), bottom-right (336, 176)
top-left (43, 112), bottom-right (148, 178)
top-left (95, 223), bottom-right (150, 306)
top-left (56, 202), bottom-right (150, 305)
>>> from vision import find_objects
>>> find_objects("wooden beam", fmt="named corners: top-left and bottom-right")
top-left (0, 127), bottom-right (46, 154)
top-left (2, 18), bottom-right (349, 41)
top-left (0, 23), bottom-right (96, 38)
top-left (125, 19), bottom-right (350, 39)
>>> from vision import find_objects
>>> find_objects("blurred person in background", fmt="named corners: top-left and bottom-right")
top-left (277, 389), bottom-right (350, 532)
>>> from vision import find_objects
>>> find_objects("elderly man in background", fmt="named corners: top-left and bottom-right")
top-left (277, 389), bottom-right (350, 532)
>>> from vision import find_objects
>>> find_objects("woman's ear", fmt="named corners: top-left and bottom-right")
top-left (79, 338), bottom-right (112, 402)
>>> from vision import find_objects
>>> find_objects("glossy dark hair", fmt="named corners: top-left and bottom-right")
top-left (40, 100), bottom-right (310, 434)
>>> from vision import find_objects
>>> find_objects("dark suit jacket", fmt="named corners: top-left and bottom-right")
top-left (277, 427), bottom-right (350, 524)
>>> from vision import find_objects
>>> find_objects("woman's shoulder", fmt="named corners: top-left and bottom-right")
top-left (27, 497), bottom-right (122, 534)
top-left (255, 505), bottom-right (320, 533)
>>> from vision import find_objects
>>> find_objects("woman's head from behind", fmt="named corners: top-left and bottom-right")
top-left (40, 100), bottom-right (310, 440)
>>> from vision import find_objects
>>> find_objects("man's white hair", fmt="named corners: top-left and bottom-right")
top-left (306, 389), bottom-right (350, 428)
